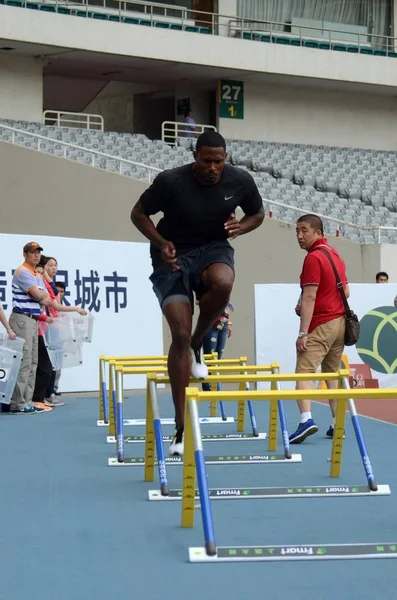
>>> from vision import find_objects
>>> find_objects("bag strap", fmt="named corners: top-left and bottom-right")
top-left (315, 248), bottom-right (351, 314)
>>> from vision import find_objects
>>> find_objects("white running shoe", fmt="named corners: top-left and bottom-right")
top-left (190, 346), bottom-right (208, 379)
top-left (169, 427), bottom-right (184, 456)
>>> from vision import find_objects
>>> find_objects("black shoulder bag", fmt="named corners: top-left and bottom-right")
top-left (317, 248), bottom-right (360, 347)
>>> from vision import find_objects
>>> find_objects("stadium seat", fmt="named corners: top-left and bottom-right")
top-left (39, 4), bottom-right (55, 11)
top-left (275, 36), bottom-right (290, 45)
top-left (3, 118), bottom-right (397, 243)
top-left (304, 40), bottom-right (319, 49)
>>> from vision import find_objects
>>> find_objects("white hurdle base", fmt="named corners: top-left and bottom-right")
top-left (189, 542), bottom-right (397, 563)
top-left (97, 416), bottom-right (234, 427)
top-left (148, 484), bottom-right (391, 501)
top-left (106, 432), bottom-right (267, 444)
top-left (108, 454), bottom-right (302, 467)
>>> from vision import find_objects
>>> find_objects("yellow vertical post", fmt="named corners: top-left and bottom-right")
top-left (99, 356), bottom-right (104, 421)
top-left (237, 380), bottom-right (245, 432)
top-left (209, 399), bottom-right (217, 418)
top-left (144, 376), bottom-right (156, 482)
top-left (108, 361), bottom-right (116, 436)
top-left (330, 374), bottom-right (347, 477)
top-left (268, 381), bottom-right (278, 451)
top-left (181, 388), bottom-right (197, 528)
top-left (209, 372), bottom-right (217, 418)
top-left (207, 351), bottom-right (217, 417)
top-left (236, 357), bottom-right (246, 432)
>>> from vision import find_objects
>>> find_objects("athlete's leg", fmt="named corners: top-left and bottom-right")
top-left (163, 299), bottom-right (192, 427)
top-left (202, 327), bottom-right (219, 391)
top-left (191, 263), bottom-right (234, 350)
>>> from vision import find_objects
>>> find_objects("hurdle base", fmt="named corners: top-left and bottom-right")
top-left (189, 542), bottom-right (397, 562)
top-left (99, 416), bottom-right (235, 427)
top-left (108, 454), bottom-right (302, 467)
top-left (148, 484), bottom-right (391, 501)
top-left (106, 432), bottom-right (268, 444)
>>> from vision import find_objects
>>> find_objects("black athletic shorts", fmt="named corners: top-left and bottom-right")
top-left (149, 241), bottom-right (235, 311)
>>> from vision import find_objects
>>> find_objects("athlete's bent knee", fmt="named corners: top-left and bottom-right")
top-left (171, 323), bottom-right (191, 351)
top-left (211, 277), bottom-right (233, 298)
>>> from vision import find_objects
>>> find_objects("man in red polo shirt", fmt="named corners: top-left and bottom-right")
top-left (289, 214), bottom-right (350, 444)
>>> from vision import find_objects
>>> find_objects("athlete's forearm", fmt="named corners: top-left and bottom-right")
top-left (239, 208), bottom-right (265, 235)
top-left (131, 202), bottom-right (168, 249)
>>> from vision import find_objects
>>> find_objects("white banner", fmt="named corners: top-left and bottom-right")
top-left (255, 283), bottom-right (397, 390)
top-left (0, 233), bottom-right (163, 392)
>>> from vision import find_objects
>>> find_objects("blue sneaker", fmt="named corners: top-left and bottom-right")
top-left (326, 426), bottom-right (345, 439)
top-left (289, 419), bottom-right (318, 444)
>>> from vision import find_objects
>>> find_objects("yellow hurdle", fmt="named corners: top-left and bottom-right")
top-left (98, 352), bottom-right (224, 422)
top-left (181, 371), bottom-right (397, 530)
top-left (140, 370), bottom-right (341, 484)
top-left (113, 362), bottom-right (280, 440)
top-left (100, 355), bottom-right (257, 436)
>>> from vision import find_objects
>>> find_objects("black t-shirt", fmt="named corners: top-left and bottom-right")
top-left (139, 163), bottom-right (263, 252)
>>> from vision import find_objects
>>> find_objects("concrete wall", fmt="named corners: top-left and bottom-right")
top-left (2, 5), bottom-right (397, 90)
top-left (217, 0), bottom-right (237, 36)
top-left (0, 141), bottom-right (148, 242)
top-left (0, 141), bottom-right (387, 364)
top-left (84, 82), bottom-right (159, 133)
top-left (43, 75), bottom-right (107, 113)
top-left (219, 82), bottom-right (397, 150)
top-left (0, 55), bottom-right (43, 122)
top-left (380, 244), bottom-right (397, 283)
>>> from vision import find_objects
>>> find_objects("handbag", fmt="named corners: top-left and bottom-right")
top-left (317, 248), bottom-right (360, 346)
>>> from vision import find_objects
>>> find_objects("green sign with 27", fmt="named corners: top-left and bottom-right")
top-left (219, 80), bottom-right (244, 120)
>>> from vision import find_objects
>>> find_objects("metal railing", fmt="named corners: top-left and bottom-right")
top-left (262, 198), bottom-right (397, 243)
top-left (11, 0), bottom-right (397, 53)
top-left (0, 124), bottom-right (161, 183)
top-left (1, 122), bottom-right (397, 243)
top-left (43, 110), bottom-right (104, 131)
top-left (227, 19), bottom-right (392, 51)
top-left (162, 121), bottom-right (216, 146)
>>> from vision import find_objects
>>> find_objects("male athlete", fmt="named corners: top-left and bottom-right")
top-left (131, 131), bottom-right (264, 455)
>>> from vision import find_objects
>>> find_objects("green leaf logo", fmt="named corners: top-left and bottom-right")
top-left (356, 307), bottom-right (397, 374)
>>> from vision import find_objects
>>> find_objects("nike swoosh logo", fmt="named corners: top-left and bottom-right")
top-left (225, 196), bottom-right (234, 201)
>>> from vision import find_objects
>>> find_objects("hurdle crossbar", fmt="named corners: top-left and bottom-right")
top-left (98, 353), bottom-right (249, 428)
top-left (107, 360), bottom-right (276, 437)
top-left (101, 354), bottom-right (247, 433)
top-left (98, 352), bottom-right (223, 421)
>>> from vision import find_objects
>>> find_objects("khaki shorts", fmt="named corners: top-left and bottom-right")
top-left (296, 316), bottom-right (345, 374)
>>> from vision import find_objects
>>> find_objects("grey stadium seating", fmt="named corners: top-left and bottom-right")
top-left (1, 119), bottom-right (397, 245)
